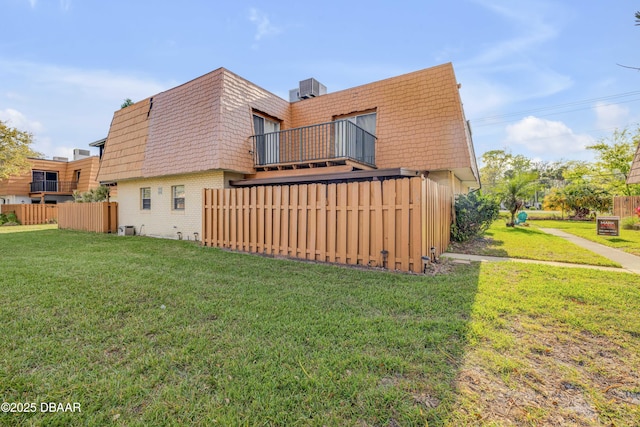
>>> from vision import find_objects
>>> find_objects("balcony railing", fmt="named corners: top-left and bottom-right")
top-left (29, 180), bottom-right (78, 193)
top-left (252, 120), bottom-right (376, 169)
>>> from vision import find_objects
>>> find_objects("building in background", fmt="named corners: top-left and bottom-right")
top-left (0, 150), bottom-right (100, 205)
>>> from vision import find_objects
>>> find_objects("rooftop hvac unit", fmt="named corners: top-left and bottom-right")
top-left (298, 78), bottom-right (326, 99)
top-left (289, 88), bottom-right (300, 102)
top-left (53, 156), bottom-right (69, 162)
top-left (73, 148), bottom-right (91, 160)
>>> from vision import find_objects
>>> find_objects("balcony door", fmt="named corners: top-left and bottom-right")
top-left (253, 114), bottom-right (280, 166)
top-left (334, 112), bottom-right (376, 159)
top-left (32, 170), bottom-right (58, 192)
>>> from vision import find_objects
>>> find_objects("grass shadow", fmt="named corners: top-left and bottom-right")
top-left (606, 238), bottom-right (631, 243)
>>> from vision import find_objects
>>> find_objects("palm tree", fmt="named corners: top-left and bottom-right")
top-left (498, 172), bottom-right (537, 226)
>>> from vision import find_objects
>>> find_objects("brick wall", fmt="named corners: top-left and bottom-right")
top-left (116, 170), bottom-right (242, 239)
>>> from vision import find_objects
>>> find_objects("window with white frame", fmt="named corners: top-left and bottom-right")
top-left (172, 185), bottom-right (185, 210)
top-left (141, 187), bottom-right (151, 210)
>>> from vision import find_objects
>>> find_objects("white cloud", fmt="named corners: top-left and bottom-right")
top-left (0, 59), bottom-right (173, 157)
top-left (0, 108), bottom-right (43, 133)
top-left (24, 0), bottom-right (71, 11)
top-left (248, 8), bottom-right (282, 42)
top-left (458, 1), bottom-right (572, 116)
top-left (504, 116), bottom-right (595, 157)
top-left (1, 59), bottom-right (169, 104)
top-left (466, 0), bottom-right (560, 67)
top-left (594, 101), bottom-right (629, 130)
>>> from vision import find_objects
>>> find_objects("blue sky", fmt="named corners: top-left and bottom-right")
top-left (1, 0), bottom-right (639, 164)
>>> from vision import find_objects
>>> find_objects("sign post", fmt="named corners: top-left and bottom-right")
top-left (596, 216), bottom-right (620, 237)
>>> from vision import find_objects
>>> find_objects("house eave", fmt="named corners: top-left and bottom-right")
top-left (230, 168), bottom-right (422, 187)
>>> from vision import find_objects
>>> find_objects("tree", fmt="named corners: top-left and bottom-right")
top-left (0, 120), bottom-right (42, 180)
top-left (544, 181), bottom-right (611, 219)
top-left (586, 127), bottom-right (640, 196)
top-left (497, 172), bottom-right (537, 226)
top-left (121, 98), bottom-right (134, 109)
top-left (479, 149), bottom-right (532, 194)
top-left (543, 161), bottom-right (612, 218)
top-left (73, 185), bottom-right (110, 202)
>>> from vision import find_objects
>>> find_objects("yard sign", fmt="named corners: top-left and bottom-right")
top-left (596, 216), bottom-right (620, 237)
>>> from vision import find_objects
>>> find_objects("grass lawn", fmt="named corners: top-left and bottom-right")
top-left (449, 221), bottom-right (621, 267)
top-left (530, 219), bottom-right (640, 257)
top-left (1, 228), bottom-right (639, 426)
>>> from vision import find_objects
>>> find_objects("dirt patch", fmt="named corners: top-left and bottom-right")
top-left (450, 319), bottom-right (640, 425)
top-left (448, 237), bottom-right (498, 255)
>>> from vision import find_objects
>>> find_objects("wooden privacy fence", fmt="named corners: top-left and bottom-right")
top-left (613, 196), bottom-right (640, 218)
top-left (58, 202), bottom-right (118, 233)
top-left (203, 177), bottom-right (452, 273)
top-left (1, 204), bottom-right (58, 225)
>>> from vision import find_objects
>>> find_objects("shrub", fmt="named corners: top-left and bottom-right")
top-left (622, 216), bottom-right (638, 230)
top-left (0, 212), bottom-right (19, 225)
top-left (451, 192), bottom-right (500, 242)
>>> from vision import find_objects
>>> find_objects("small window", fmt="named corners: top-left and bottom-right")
top-left (141, 187), bottom-right (151, 210)
top-left (172, 185), bottom-right (185, 210)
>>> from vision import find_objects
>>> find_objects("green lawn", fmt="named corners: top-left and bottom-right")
top-left (1, 228), bottom-right (639, 426)
top-left (450, 221), bottom-right (621, 267)
top-left (530, 219), bottom-right (640, 257)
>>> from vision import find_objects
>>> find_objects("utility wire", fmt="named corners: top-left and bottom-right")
top-left (469, 90), bottom-right (640, 127)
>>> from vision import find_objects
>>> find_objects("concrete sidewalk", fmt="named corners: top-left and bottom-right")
top-left (537, 228), bottom-right (640, 275)
top-left (444, 227), bottom-right (640, 274)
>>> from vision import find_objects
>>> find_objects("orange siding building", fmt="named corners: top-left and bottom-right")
top-left (0, 156), bottom-right (100, 205)
top-left (97, 63), bottom-right (480, 239)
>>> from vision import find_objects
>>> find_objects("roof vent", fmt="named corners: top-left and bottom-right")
top-left (290, 78), bottom-right (326, 102)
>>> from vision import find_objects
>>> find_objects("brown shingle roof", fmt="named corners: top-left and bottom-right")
top-left (142, 69), bottom-right (224, 177)
top-left (97, 98), bottom-right (151, 182)
top-left (97, 64), bottom-right (479, 187)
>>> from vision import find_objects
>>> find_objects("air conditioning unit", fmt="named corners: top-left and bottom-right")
top-left (53, 156), bottom-right (69, 162)
top-left (118, 225), bottom-right (135, 236)
top-left (289, 88), bottom-right (301, 102)
top-left (298, 78), bottom-right (326, 99)
top-left (73, 148), bottom-right (91, 160)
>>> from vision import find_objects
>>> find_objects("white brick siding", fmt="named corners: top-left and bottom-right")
top-left (116, 170), bottom-right (242, 239)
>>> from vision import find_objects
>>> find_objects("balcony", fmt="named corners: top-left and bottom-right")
top-left (252, 120), bottom-right (376, 170)
top-left (30, 180), bottom-right (78, 194)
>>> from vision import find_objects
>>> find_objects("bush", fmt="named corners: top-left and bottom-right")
top-left (451, 192), bottom-right (500, 242)
top-left (0, 212), bottom-right (19, 225)
top-left (622, 216), bottom-right (639, 230)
